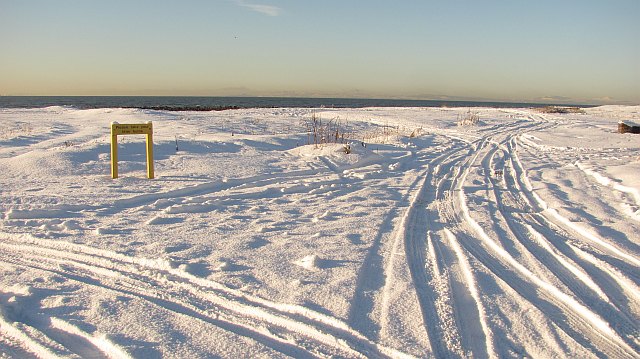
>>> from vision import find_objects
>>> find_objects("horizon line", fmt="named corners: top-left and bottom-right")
top-left (0, 94), bottom-right (616, 108)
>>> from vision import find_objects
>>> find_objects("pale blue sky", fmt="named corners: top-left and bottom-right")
top-left (1, 0), bottom-right (638, 104)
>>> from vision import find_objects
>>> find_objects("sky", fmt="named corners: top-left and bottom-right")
top-left (1, 0), bottom-right (639, 104)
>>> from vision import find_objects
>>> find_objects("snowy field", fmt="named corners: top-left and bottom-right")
top-left (0, 105), bottom-right (639, 358)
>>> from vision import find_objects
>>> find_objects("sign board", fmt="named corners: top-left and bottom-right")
top-left (112, 123), bottom-right (153, 135)
top-left (110, 122), bottom-right (154, 179)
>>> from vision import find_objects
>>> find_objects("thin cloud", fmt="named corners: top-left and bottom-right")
top-left (592, 96), bottom-right (614, 102)
top-left (235, 0), bottom-right (281, 16)
top-left (536, 95), bottom-right (573, 102)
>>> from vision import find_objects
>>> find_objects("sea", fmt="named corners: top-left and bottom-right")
top-left (0, 96), bottom-right (587, 111)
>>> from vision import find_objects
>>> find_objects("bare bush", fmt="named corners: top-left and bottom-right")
top-left (301, 113), bottom-right (348, 147)
top-left (0, 123), bottom-right (33, 139)
top-left (457, 110), bottom-right (480, 126)
top-left (409, 127), bottom-right (423, 138)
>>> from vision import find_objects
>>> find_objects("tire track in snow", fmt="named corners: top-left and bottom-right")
top-left (426, 138), bottom-right (497, 358)
top-left (574, 161), bottom-right (640, 222)
top-left (451, 134), bottom-right (639, 357)
top-left (510, 137), bottom-right (640, 291)
top-left (418, 118), bottom-right (632, 358)
top-left (376, 136), bottom-right (495, 357)
top-left (507, 136), bottom-right (640, 341)
top-left (347, 164), bottom-right (429, 341)
top-left (0, 256), bottom-right (348, 359)
top-left (513, 136), bottom-right (640, 269)
top-left (100, 167), bottom-right (329, 215)
top-left (385, 123), bottom-right (537, 357)
top-left (508, 136), bottom-right (640, 302)
top-left (484, 138), bottom-right (640, 350)
top-left (351, 117), bottom-right (546, 357)
top-left (346, 137), bottom-right (463, 345)
top-left (485, 141), bottom-right (611, 301)
top-left (2, 257), bottom-right (322, 359)
top-left (0, 311), bottom-right (72, 359)
top-left (0, 234), bottom-right (415, 359)
top-left (442, 228), bottom-right (495, 358)
top-left (0, 291), bottom-right (130, 359)
top-left (384, 167), bottom-right (462, 357)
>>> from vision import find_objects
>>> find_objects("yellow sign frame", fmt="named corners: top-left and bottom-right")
top-left (110, 122), bottom-right (154, 179)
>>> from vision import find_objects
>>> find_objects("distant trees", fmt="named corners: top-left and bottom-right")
top-left (538, 106), bottom-right (585, 114)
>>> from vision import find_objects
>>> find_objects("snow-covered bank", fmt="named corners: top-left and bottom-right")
top-left (1, 105), bottom-right (639, 358)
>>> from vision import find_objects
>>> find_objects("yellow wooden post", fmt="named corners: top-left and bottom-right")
top-left (110, 121), bottom-right (154, 179)
top-left (111, 122), bottom-right (119, 179)
top-left (146, 121), bottom-right (154, 179)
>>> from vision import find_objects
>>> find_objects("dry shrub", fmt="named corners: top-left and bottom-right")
top-left (458, 110), bottom-right (479, 126)
top-left (301, 113), bottom-right (348, 147)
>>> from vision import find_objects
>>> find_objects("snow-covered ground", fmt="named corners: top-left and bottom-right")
top-left (0, 105), bottom-right (639, 358)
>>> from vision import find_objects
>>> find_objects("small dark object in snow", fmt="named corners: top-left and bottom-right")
top-left (618, 121), bottom-right (640, 134)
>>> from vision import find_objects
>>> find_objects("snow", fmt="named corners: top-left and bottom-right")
top-left (1, 105), bottom-right (639, 358)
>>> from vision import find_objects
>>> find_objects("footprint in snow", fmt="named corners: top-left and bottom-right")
top-left (247, 237), bottom-right (270, 249)
top-left (178, 262), bottom-right (212, 278)
top-left (295, 254), bottom-right (349, 271)
top-left (295, 254), bottom-right (321, 271)
top-left (165, 242), bottom-right (192, 253)
top-left (145, 216), bottom-right (184, 225)
top-left (215, 260), bottom-right (249, 272)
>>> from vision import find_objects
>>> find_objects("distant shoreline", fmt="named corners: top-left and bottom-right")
top-left (0, 95), bottom-right (597, 110)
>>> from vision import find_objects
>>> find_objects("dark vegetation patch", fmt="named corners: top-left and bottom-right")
top-left (131, 105), bottom-right (242, 111)
top-left (538, 106), bottom-right (585, 114)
